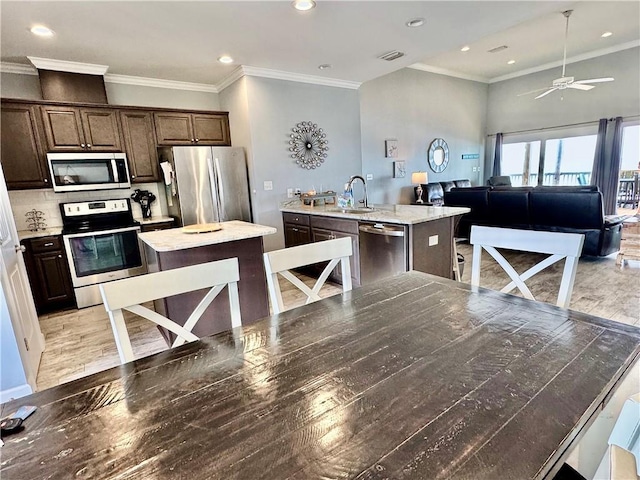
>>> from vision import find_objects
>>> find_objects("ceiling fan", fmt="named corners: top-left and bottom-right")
top-left (518, 10), bottom-right (614, 99)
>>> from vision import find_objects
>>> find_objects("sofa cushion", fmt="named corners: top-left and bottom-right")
top-left (529, 190), bottom-right (604, 230)
top-left (440, 181), bottom-right (456, 192)
top-left (488, 189), bottom-right (531, 227)
top-left (454, 179), bottom-right (472, 188)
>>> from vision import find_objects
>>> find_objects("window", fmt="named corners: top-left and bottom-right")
top-left (620, 125), bottom-right (639, 173)
top-left (542, 135), bottom-right (596, 186)
top-left (501, 130), bottom-right (597, 187)
top-left (501, 141), bottom-right (540, 186)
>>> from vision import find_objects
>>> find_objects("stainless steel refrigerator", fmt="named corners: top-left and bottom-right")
top-left (162, 146), bottom-right (252, 226)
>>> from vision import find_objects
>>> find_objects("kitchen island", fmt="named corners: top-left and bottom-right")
top-left (280, 201), bottom-right (470, 284)
top-left (139, 220), bottom-right (276, 341)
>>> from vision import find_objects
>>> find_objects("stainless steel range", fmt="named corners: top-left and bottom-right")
top-left (60, 199), bottom-right (147, 308)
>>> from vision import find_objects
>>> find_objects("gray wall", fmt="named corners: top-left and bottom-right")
top-left (224, 76), bottom-right (361, 251)
top-left (0, 72), bottom-right (220, 109)
top-left (360, 68), bottom-right (488, 205)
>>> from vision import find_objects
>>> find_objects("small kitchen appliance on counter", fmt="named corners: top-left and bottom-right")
top-left (131, 189), bottom-right (156, 219)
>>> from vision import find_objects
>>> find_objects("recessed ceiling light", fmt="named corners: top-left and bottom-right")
top-left (406, 18), bottom-right (425, 28)
top-left (218, 55), bottom-right (234, 64)
top-left (460, 46), bottom-right (470, 52)
top-left (292, 0), bottom-right (316, 11)
top-left (318, 64), bottom-right (332, 70)
top-left (507, 60), bottom-right (516, 65)
top-left (601, 31), bottom-right (613, 38)
top-left (30, 25), bottom-right (54, 37)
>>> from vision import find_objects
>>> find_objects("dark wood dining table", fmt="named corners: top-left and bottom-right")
top-left (2, 271), bottom-right (639, 479)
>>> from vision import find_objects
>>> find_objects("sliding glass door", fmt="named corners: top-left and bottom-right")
top-left (542, 135), bottom-right (596, 186)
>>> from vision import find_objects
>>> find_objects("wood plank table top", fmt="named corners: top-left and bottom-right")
top-left (2, 272), bottom-right (640, 479)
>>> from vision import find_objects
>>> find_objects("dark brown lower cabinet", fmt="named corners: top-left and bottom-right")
top-left (22, 236), bottom-right (75, 314)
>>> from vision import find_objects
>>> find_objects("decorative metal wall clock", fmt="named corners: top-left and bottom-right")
top-left (428, 137), bottom-right (450, 173)
top-left (288, 121), bottom-right (329, 169)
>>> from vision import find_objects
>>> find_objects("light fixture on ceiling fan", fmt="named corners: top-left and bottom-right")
top-left (518, 10), bottom-right (614, 99)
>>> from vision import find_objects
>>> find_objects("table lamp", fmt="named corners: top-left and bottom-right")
top-left (412, 172), bottom-right (428, 204)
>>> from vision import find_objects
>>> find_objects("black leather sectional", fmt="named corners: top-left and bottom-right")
top-left (443, 185), bottom-right (625, 257)
top-left (414, 179), bottom-right (471, 204)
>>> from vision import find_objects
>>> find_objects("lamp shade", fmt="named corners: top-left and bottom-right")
top-left (411, 172), bottom-right (428, 184)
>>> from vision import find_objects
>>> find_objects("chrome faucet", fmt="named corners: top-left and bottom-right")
top-left (347, 175), bottom-right (369, 208)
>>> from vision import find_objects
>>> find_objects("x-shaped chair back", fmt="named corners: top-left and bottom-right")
top-left (470, 226), bottom-right (584, 308)
top-left (100, 258), bottom-right (241, 363)
top-left (263, 237), bottom-right (353, 314)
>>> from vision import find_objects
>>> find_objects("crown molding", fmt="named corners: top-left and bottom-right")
top-left (215, 67), bottom-right (246, 92)
top-left (489, 40), bottom-right (640, 83)
top-left (408, 63), bottom-right (489, 83)
top-left (226, 65), bottom-right (361, 90)
top-left (105, 74), bottom-right (218, 93)
top-left (0, 62), bottom-right (37, 75)
top-left (27, 57), bottom-right (109, 75)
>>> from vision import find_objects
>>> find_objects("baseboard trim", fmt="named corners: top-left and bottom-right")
top-left (0, 384), bottom-right (33, 404)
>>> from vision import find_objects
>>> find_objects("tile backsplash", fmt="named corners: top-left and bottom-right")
top-left (9, 182), bottom-right (168, 231)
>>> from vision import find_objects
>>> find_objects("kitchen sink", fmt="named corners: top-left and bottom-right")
top-left (327, 207), bottom-right (376, 214)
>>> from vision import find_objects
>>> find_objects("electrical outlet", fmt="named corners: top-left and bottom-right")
top-left (366, 173), bottom-right (374, 181)
top-left (287, 188), bottom-right (293, 198)
top-left (264, 180), bottom-right (273, 191)
top-left (294, 188), bottom-right (301, 195)
top-left (428, 235), bottom-right (439, 246)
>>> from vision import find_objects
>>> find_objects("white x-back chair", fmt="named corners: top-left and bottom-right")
top-left (470, 226), bottom-right (585, 308)
top-left (100, 258), bottom-right (241, 363)
top-left (263, 237), bottom-right (353, 314)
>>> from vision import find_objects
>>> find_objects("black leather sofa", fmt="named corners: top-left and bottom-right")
top-left (414, 179), bottom-right (471, 204)
top-left (443, 185), bottom-right (625, 257)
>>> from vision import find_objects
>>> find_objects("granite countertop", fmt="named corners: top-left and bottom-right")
top-left (17, 227), bottom-right (63, 241)
top-left (280, 200), bottom-right (470, 225)
top-left (138, 220), bottom-right (277, 252)
top-left (135, 216), bottom-right (175, 225)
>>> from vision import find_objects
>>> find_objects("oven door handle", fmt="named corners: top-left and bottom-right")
top-left (63, 226), bottom-right (141, 239)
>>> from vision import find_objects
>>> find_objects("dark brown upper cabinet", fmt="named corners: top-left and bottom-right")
top-left (0, 101), bottom-right (50, 189)
top-left (41, 106), bottom-right (122, 152)
top-left (119, 110), bottom-right (160, 183)
top-left (154, 112), bottom-right (230, 146)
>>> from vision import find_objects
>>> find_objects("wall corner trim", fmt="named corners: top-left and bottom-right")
top-left (408, 63), bottom-right (489, 83)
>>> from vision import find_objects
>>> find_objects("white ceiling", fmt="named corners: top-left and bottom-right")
top-left (1, 1), bottom-right (638, 88)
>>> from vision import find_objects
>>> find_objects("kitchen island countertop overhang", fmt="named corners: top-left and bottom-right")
top-left (279, 200), bottom-right (469, 224)
top-left (138, 220), bottom-right (277, 251)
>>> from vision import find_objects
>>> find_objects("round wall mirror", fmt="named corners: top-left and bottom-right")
top-left (428, 138), bottom-right (449, 173)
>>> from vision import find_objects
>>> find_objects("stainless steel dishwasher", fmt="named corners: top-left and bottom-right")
top-left (359, 222), bottom-right (407, 285)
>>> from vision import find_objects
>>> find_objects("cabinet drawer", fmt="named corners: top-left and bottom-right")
top-left (310, 216), bottom-right (359, 234)
top-left (283, 212), bottom-right (310, 226)
top-left (28, 236), bottom-right (63, 253)
top-left (140, 220), bottom-right (175, 232)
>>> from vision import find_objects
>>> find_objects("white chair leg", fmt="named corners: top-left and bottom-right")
top-left (108, 309), bottom-right (134, 363)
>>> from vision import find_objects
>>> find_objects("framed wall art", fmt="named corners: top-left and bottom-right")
top-left (393, 161), bottom-right (406, 178)
top-left (385, 139), bottom-right (398, 158)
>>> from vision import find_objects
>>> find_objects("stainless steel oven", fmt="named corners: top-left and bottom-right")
top-left (61, 199), bottom-right (146, 308)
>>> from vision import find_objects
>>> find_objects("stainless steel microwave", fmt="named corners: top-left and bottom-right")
top-left (47, 152), bottom-right (131, 192)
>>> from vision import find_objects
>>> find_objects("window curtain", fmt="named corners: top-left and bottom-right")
top-left (591, 117), bottom-right (624, 215)
top-left (492, 133), bottom-right (503, 177)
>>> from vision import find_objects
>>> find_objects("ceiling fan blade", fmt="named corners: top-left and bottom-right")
top-left (574, 77), bottom-right (614, 84)
top-left (535, 88), bottom-right (558, 99)
top-left (567, 84), bottom-right (595, 91)
top-left (517, 87), bottom-right (554, 97)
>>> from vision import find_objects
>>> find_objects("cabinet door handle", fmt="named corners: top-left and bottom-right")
top-left (195, 138), bottom-right (199, 143)
top-left (292, 227), bottom-right (299, 232)
top-left (81, 143), bottom-right (86, 148)
top-left (58, 254), bottom-right (63, 258)
top-left (44, 242), bottom-right (54, 247)
top-left (86, 143), bottom-right (92, 148)
top-left (44, 178), bottom-right (48, 183)
top-left (131, 175), bottom-right (136, 179)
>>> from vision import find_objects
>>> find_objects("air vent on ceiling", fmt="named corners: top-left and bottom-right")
top-left (378, 51), bottom-right (405, 61)
top-left (488, 45), bottom-right (509, 54)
